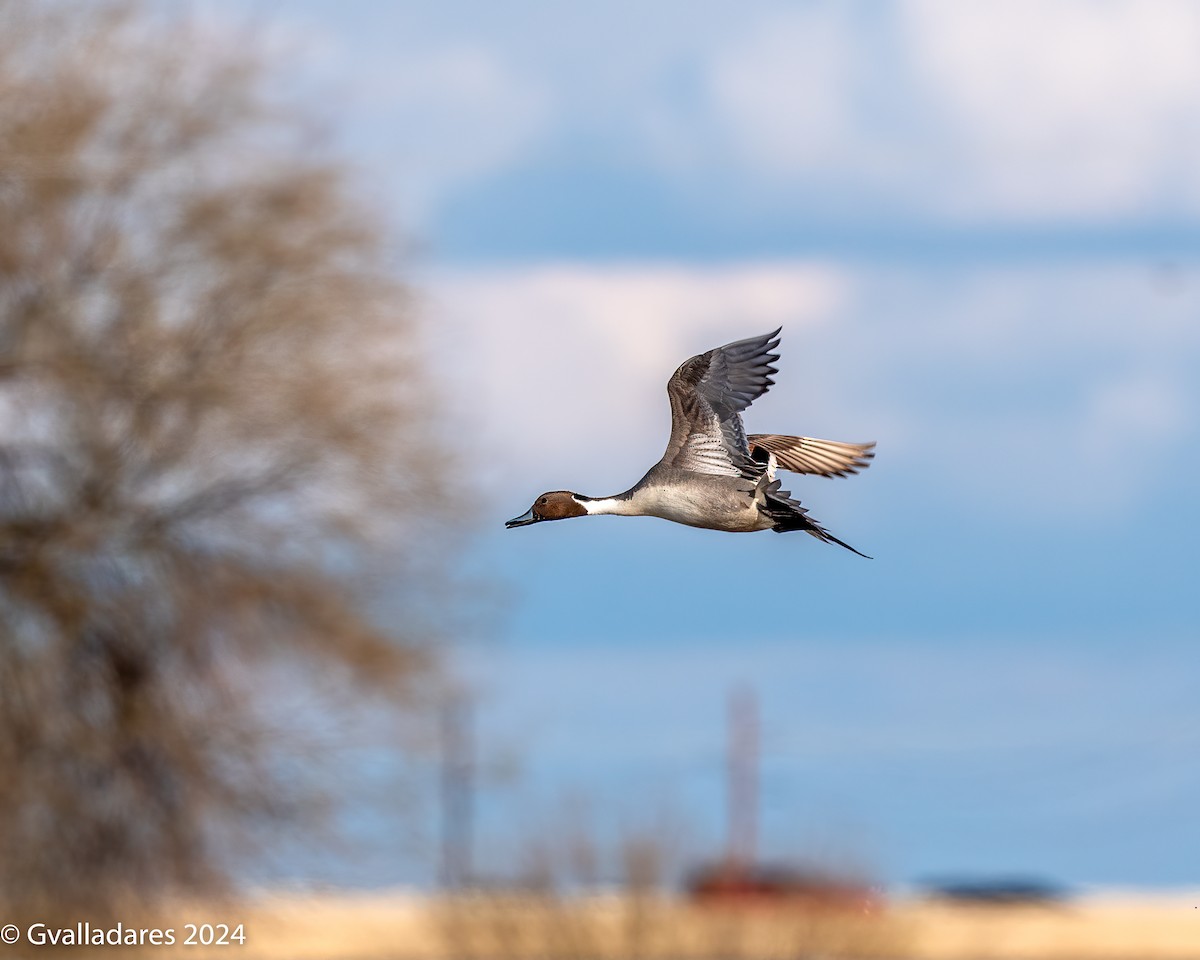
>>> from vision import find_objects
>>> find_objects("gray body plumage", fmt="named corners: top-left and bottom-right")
top-left (616, 467), bottom-right (771, 532)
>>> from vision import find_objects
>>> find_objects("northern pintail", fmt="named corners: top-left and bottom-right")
top-left (506, 329), bottom-right (874, 557)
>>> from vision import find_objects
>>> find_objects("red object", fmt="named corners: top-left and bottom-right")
top-left (688, 863), bottom-right (882, 912)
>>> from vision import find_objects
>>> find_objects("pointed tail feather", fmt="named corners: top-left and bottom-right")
top-left (756, 478), bottom-right (872, 558)
top-left (768, 509), bottom-right (873, 558)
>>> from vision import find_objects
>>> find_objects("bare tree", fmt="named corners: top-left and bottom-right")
top-left (0, 0), bottom-right (462, 918)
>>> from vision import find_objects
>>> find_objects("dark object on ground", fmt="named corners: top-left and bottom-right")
top-left (919, 876), bottom-right (1070, 904)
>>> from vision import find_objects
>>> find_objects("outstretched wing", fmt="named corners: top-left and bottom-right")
top-left (660, 329), bottom-right (781, 477)
top-left (748, 435), bottom-right (875, 478)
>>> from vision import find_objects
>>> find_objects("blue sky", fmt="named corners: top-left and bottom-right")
top-left (213, 1), bottom-right (1200, 890)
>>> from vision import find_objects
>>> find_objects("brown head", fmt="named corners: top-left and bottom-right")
top-left (505, 491), bottom-right (589, 528)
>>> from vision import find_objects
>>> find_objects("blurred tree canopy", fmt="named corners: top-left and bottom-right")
top-left (0, 0), bottom-right (461, 917)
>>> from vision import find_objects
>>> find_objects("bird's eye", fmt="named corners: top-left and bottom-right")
top-left (538, 497), bottom-right (547, 505)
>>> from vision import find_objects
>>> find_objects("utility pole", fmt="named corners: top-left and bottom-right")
top-left (439, 690), bottom-right (473, 890)
top-left (726, 685), bottom-right (759, 873)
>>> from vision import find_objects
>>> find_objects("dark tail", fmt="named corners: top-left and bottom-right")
top-left (758, 479), bottom-right (872, 559)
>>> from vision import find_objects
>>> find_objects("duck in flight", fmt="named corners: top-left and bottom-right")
top-left (505, 329), bottom-right (874, 557)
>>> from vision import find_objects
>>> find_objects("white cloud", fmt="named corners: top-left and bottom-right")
top-left (843, 264), bottom-right (1200, 513)
top-left (223, 5), bottom-right (553, 223)
top-left (420, 261), bottom-right (1200, 514)
top-left (902, 0), bottom-right (1200, 219)
top-left (421, 262), bottom-right (847, 495)
top-left (221, 0), bottom-right (1200, 226)
top-left (649, 0), bottom-right (1200, 220)
top-left (703, 9), bottom-right (860, 177)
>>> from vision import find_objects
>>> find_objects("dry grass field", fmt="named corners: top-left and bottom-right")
top-left (115, 889), bottom-right (1199, 960)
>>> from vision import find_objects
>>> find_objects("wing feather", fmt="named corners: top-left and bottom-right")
top-left (661, 329), bottom-right (781, 476)
top-left (747, 435), bottom-right (875, 478)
